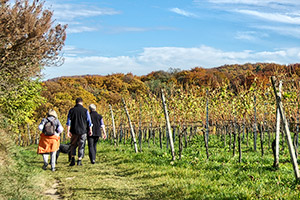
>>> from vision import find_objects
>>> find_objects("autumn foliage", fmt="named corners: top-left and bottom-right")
top-left (38, 63), bottom-right (300, 130)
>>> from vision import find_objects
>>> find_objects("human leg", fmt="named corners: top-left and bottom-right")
top-left (42, 153), bottom-right (49, 170)
top-left (87, 137), bottom-right (95, 163)
top-left (70, 134), bottom-right (79, 166)
top-left (93, 137), bottom-right (99, 163)
top-left (50, 151), bottom-right (57, 171)
top-left (77, 134), bottom-right (87, 165)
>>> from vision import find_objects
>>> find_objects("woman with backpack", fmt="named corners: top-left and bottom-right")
top-left (37, 109), bottom-right (63, 171)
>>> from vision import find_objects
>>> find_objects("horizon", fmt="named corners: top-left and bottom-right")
top-left (45, 62), bottom-right (299, 81)
top-left (42, 0), bottom-right (300, 80)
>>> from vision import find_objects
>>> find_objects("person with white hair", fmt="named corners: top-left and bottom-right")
top-left (37, 109), bottom-right (64, 171)
top-left (88, 103), bottom-right (107, 164)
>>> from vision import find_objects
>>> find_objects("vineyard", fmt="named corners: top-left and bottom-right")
top-left (2, 64), bottom-right (300, 199)
top-left (11, 64), bottom-right (300, 182)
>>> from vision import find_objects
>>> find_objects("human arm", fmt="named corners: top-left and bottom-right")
top-left (100, 118), bottom-right (107, 140)
top-left (38, 118), bottom-right (47, 131)
top-left (87, 110), bottom-right (93, 136)
top-left (67, 125), bottom-right (72, 138)
top-left (56, 120), bottom-right (64, 134)
top-left (101, 125), bottom-right (107, 140)
top-left (66, 110), bottom-right (72, 138)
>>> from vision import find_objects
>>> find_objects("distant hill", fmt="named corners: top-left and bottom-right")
top-left (38, 62), bottom-right (300, 125)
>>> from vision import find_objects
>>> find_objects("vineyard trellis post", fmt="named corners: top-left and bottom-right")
top-left (122, 98), bottom-right (138, 153)
top-left (253, 94), bottom-right (257, 151)
top-left (109, 105), bottom-right (117, 147)
top-left (271, 76), bottom-right (300, 181)
top-left (161, 89), bottom-right (176, 161)
top-left (238, 124), bottom-right (242, 163)
top-left (206, 89), bottom-right (209, 143)
top-left (295, 110), bottom-right (299, 158)
top-left (274, 80), bottom-right (282, 168)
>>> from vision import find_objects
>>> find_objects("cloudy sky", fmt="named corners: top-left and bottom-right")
top-left (42, 0), bottom-right (300, 79)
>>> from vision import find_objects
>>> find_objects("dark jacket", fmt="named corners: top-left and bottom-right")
top-left (67, 104), bottom-right (91, 135)
top-left (89, 111), bottom-right (104, 137)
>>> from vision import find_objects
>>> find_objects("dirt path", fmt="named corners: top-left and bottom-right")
top-left (50, 151), bottom-right (155, 200)
top-left (44, 180), bottom-right (61, 200)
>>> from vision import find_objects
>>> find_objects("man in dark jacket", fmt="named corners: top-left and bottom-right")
top-left (66, 97), bottom-right (92, 166)
top-left (88, 104), bottom-right (107, 164)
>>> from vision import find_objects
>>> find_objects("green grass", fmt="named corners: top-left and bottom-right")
top-left (2, 133), bottom-right (300, 199)
top-left (0, 131), bottom-right (53, 200)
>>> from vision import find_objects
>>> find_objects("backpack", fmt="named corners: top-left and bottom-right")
top-left (43, 117), bottom-right (56, 136)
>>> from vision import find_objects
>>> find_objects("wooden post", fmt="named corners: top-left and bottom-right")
top-left (159, 127), bottom-right (162, 149)
top-left (184, 125), bottom-right (188, 148)
top-left (206, 89), bottom-right (209, 143)
top-left (274, 80), bottom-right (282, 168)
top-left (233, 121), bottom-right (237, 156)
top-left (109, 105), bottom-right (117, 147)
top-left (148, 125), bottom-right (151, 148)
top-left (138, 103), bottom-right (142, 151)
top-left (27, 123), bottom-right (32, 145)
top-left (203, 128), bottom-right (210, 159)
top-left (238, 124), bottom-right (242, 163)
top-left (229, 123), bottom-right (232, 151)
top-left (179, 128), bottom-right (184, 160)
top-left (258, 123), bottom-right (264, 157)
top-left (246, 126), bottom-right (249, 147)
top-left (161, 89), bottom-right (176, 161)
top-left (224, 125), bottom-right (227, 148)
top-left (122, 98), bottom-right (138, 153)
top-left (295, 110), bottom-right (299, 158)
top-left (271, 76), bottom-right (300, 181)
top-left (253, 94), bottom-right (258, 151)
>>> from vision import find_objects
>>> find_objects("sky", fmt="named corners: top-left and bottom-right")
top-left (42, 0), bottom-right (300, 80)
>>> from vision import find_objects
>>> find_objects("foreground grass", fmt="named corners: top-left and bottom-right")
top-left (0, 130), bottom-right (53, 200)
top-left (3, 133), bottom-right (300, 199)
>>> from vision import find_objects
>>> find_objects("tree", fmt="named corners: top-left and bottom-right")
top-left (0, 0), bottom-right (67, 129)
top-left (0, 0), bottom-right (67, 90)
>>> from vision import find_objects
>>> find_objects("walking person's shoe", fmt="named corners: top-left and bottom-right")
top-left (77, 160), bottom-right (82, 166)
top-left (42, 163), bottom-right (48, 170)
top-left (69, 157), bottom-right (75, 166)
top-left (51, 168), bottom-right (56, 172)
top-left (91, 160), bottom-right (95, 164)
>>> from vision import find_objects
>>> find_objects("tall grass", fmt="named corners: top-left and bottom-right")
top-left (0, 130), bottom-right (51, 200)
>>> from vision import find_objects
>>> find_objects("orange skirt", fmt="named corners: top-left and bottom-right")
top-left (37, 133), bottom-right (60, 154)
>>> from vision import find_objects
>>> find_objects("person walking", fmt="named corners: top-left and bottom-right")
top-left (88, 104), bottom-right (107, 164)
top-left (37, 109), bottom-right (63, 171)
top-left (66, 97), bottom-right (92, 166)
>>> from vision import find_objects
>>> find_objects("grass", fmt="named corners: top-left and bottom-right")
top-left (0, 130), bottom-right (53, 200)
top-left (2, 132), bottom-right (300, 199)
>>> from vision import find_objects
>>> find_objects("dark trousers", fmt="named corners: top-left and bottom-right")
top-left (87, 136), bottom-right (99, 162)
top-left (70, 134), bottom-right (87, 159)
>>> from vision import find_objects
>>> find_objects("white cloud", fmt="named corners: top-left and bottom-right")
top-left (169, 8), bottom-right (197, 17)
top-left (67, 26), bottom-right (99, 34)
top-left (237, 9), bottom-right (300, 24)
top-left (44, 2), bottom-right (120, 34)
top-left (107, 26), bottom-right (177, 34)
top-left (205, 0), bottom-right (300, 6)
top-left (49, 4), bottom-right (120, 21)
top-left (255, 25), bottom-right (300, 38)
top-left (235, 31), bottom-right (258, 41)
top-left (43, 46), bottom-right (300, 79)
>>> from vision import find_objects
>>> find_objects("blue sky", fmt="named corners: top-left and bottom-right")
top-left (43, 0), bottom-right (300, 79)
